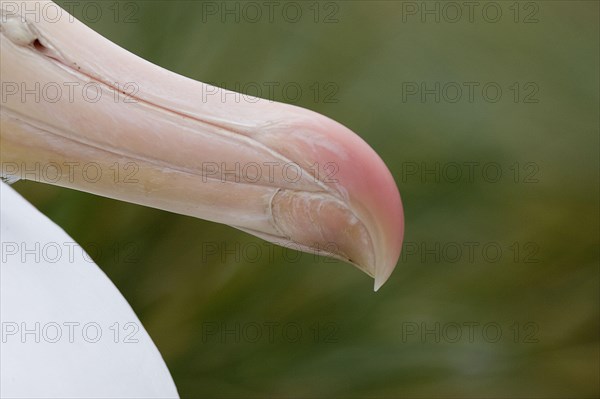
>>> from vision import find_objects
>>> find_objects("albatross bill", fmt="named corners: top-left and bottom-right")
top-left (0, 0), bottom-right (404, 290)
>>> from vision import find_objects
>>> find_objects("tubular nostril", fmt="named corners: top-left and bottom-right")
top-left (0, 16), bottom-right (54, 57)
top-left (1, 17), bottom-right (37, 46)
top-left (32, 38), bottom-right (48, 54)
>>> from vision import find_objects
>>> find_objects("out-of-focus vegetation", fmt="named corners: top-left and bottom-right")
top-left (13, 1), bottom-right (599, 397)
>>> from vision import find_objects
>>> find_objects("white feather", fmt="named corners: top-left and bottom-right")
top-left (0, 182), bottom-right (178, 398)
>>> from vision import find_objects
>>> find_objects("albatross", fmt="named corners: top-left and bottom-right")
top-left (0, 1), bottom-right (404, 397)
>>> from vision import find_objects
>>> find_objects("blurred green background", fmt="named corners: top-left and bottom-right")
top-left (11, 0), bottom-right (599, 397)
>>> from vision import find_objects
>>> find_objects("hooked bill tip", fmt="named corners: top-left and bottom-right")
top-left (373, 269), bottom-right (388, 292)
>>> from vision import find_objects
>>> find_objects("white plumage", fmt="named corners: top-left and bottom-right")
top-left (0, 182), bottom-right (179, 398)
